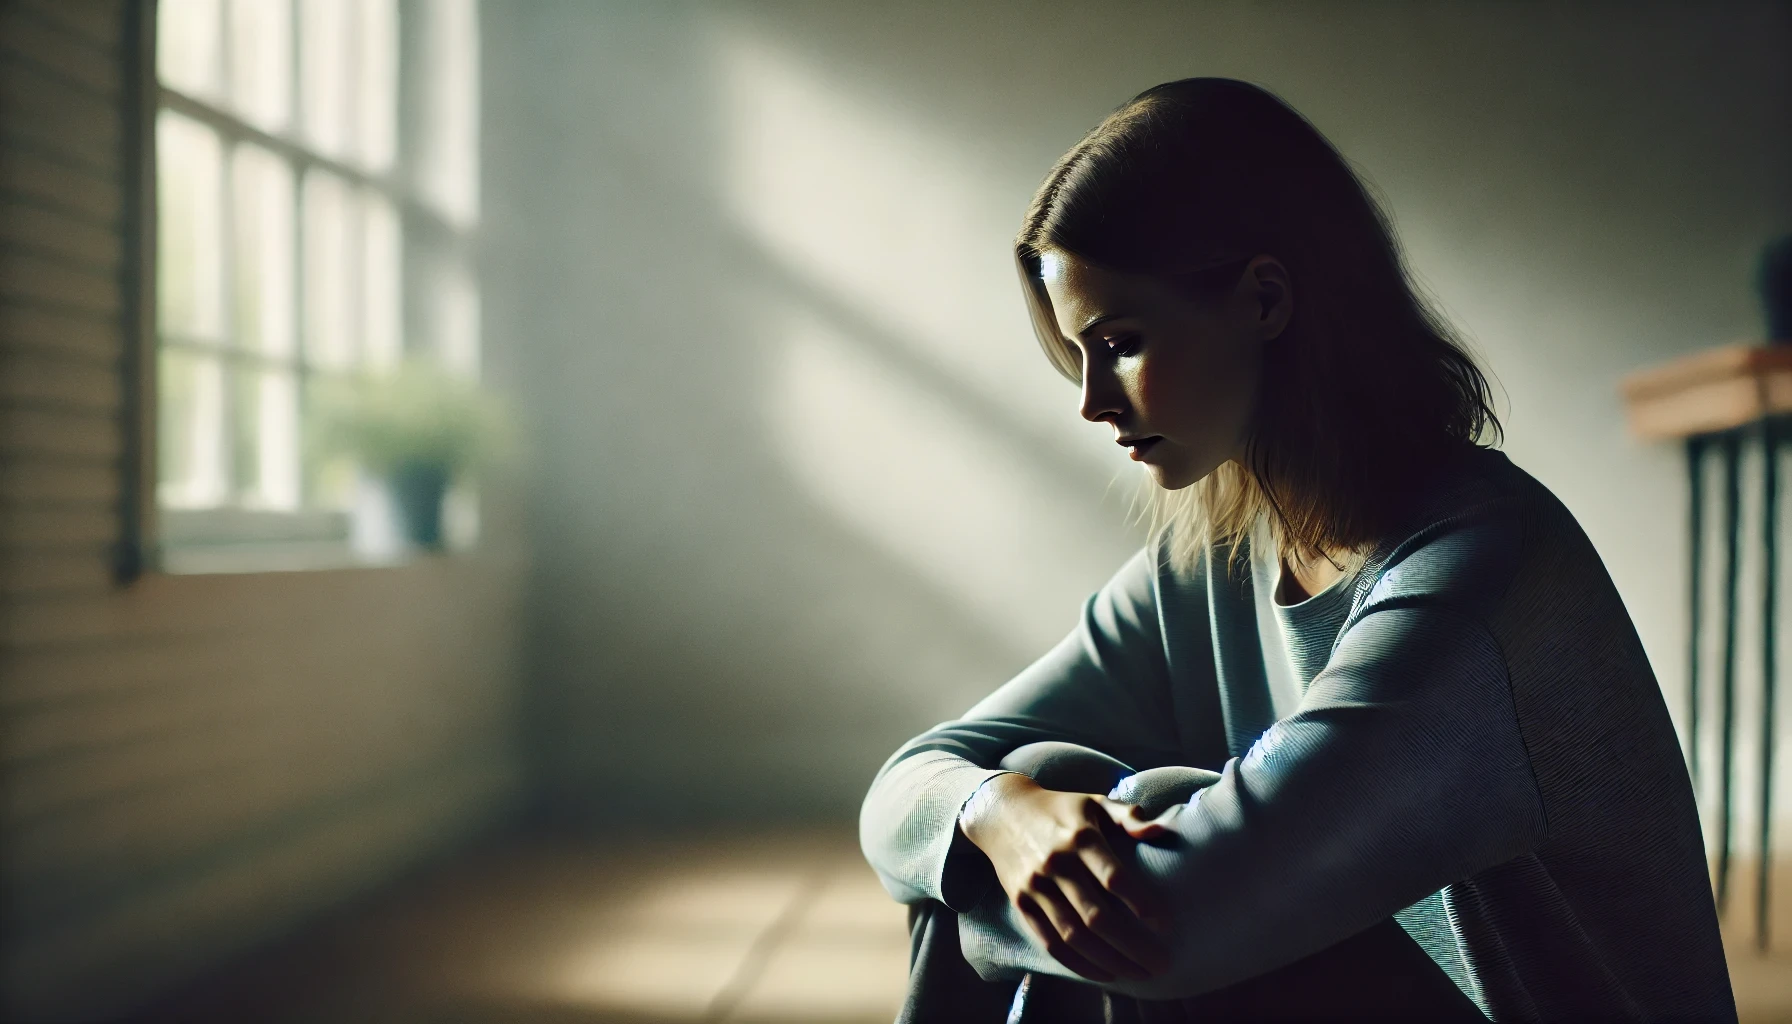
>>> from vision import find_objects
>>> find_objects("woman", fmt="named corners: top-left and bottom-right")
top-left (858, 78), bottom-right (1734, 1021)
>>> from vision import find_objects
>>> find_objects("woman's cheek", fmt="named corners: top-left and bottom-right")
top-left (1136, 352), bottom-right (1207, 437)
top-left (1132, 359), bottom-right (1171, 426)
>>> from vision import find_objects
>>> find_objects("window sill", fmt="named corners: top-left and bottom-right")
top-left (160, 507), bottom-right (351, 546)
top-left (156, 486), bottom-right (479, 575)
top-left (157, 540), bottom-right (412, 575)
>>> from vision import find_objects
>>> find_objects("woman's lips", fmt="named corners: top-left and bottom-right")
top-left (1126, 437), bottom-right (1163, 461)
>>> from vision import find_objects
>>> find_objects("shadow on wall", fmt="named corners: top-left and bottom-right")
top-left (485, 6), bottom-right (1145, 826)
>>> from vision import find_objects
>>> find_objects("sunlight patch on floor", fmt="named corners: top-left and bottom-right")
top-left (730, 866), bottom-right (911, 1020)
top-left (546, 867), bottom-right (815, 1016)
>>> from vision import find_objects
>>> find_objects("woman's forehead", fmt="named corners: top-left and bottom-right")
top-left (1040, 251), bottom-right (1162, 327)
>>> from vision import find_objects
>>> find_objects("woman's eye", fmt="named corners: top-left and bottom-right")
top-left (1106, 334), bottom-right (1141, 356)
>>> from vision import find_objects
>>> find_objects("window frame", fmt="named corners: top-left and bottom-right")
top-left (123, 0), bottom-right (480, 580)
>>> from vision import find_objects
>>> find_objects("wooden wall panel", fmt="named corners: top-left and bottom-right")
top-left (0, 3), bottom-right (529, 1020)
top-left (0, 149), bottom-right (121, 224)
top-left (0, 199), bottom-right (121, 269)
top-left (0, 5), bottom-right (122, 98)
top-left (0, 61), bottom-right (121, 173)
top-left (0, 547), bottom-right (112, 595)
top-left (0, 458), bottom-right (118, 504)
top-left (6, 0), bottom-right (122, 52)
top-left (0, 408), bottom-right (120, 459)
top-left (0, 249), bottom-right (120, 315)
top-left (0, 352), bottom-right (121, 411)
top-left (0, 505), bottom-right (117, 548)
top-left (0, 305), bottom-right (120, 360)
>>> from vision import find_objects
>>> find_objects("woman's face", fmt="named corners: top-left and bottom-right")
top-left (1039, 248), bottom-right (1290, 490)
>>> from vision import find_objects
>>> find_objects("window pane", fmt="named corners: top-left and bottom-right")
top-left (302, 169), bottom-right (358, 369)
top-left (158, 0), bottom-right (222, 100)
top-left (157, 111), bottom-right (224, 341)
top-left (303, 371), bottom-right (355, 511)
top-left (298, 0), bottom-right (353, 160)
top-left (232, 144), bottom-right (295, 357)
top-left (361, 192), bottom-right (402, 369)
top-left (356, 0), bottom-right (397, 170)
top-left (231, 365), bottom-right (301, 510)
top-left (252, 369), bottom-right (301, 509)
top-left (418, 0), bottom-right (479, 225)
top-left (228, 0), bottom-right (292, 131)
top-left (159, 348), bottom-right (226, 509)
top-left (229, 361), bottom-right (259, 503)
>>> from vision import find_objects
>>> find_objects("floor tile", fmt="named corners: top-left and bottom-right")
top-left (725, 860), bottom-right (909, 1022)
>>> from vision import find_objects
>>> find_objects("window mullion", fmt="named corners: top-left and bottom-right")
top-left (217, 0), bottom-right (239, 508)
top-left (161, 87), bottom-right (460, 243)
top-left (163, 333), bottom-right (301, 372)
top-left (290, 0), bottom-right (311, 510)
top-left (346, 3), bottom-right (366, 373)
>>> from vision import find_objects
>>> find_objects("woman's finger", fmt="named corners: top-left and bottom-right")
top-left (1101, 798), bottom-right (1176, 841)
top-left (1073, 827), bottom-right (1173, 940)
top-left (1085, 798), bottom-right (1173, 930)
top-left (1016, 893), bottom-right (1115, 983)
top-left (1054, 850), bottom-right (1171, 974)
top-left (1027, 871), bottom-right (1150, 980)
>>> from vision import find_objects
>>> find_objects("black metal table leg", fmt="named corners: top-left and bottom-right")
top-left (1719, 430), bottom-right (1742, 913)
top-left (1689, 434), bottom-right (1706, 785)
top-left (1760, 417), bottom-right (1779, 951)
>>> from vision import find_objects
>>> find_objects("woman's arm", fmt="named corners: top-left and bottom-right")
top-left (957, 601), bottom-right (1548, 999)
top-left (858, 542), bottom-right (1191, 912)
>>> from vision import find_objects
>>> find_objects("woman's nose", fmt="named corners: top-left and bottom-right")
top-left (1079, 363), bottom-right (1125, 423)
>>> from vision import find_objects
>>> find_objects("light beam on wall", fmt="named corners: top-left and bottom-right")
top-left (707, 21), bottom-right (1142, 659)
top-left (707, 19), bottom-right (1114, 476)
top-left (762, 303), bottom-right (1134, 657)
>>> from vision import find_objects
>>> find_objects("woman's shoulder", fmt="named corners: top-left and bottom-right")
top-left (1147, 446), bottom-right (1585, 616)
top-left (1349, 446), bottom-right (1544, 617)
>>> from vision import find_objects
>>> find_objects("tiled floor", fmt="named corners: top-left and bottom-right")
top-left (143, 828), bottom-right (910, 1024)
top-left (142, 828), bottom-right (1792, 1023)
top-left (1726, 929), bottom-right (1792, 1024)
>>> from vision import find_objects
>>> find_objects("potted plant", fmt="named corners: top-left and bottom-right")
top-left (310, 359), bottom-right (512, 550)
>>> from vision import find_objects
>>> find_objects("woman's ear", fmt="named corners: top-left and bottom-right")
top-left (1244, 256), bottom-right (1293, 341)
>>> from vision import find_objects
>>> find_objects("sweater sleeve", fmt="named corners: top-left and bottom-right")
top-left (857, 543), bottom-right (1187, 911)
top-left (956, 600), bottom-right (1548, 998)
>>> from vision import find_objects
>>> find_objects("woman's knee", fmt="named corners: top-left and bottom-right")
top-left (999, 741), bottom-right (1134, 794)
top-left (999, 742), bottom-right (1223, 818)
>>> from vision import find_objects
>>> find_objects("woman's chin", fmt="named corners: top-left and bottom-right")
top-left (1146, 462), bottom-right (1201, 491)
top-left (1144, 450), bottom-right (1225, 491)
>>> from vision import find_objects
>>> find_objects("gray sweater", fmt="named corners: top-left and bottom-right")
top-left (859, 446), bottom-right (1735, 1020)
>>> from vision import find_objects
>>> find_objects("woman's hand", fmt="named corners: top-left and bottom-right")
top-left (959, 772), bottom-right (1174, 983)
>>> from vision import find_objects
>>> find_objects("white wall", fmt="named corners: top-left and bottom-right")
top-left (484, 1), bottom-right (1791, 839)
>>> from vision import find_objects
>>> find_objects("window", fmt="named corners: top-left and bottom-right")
top-left (151, 0), bottom-right (478, 571)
